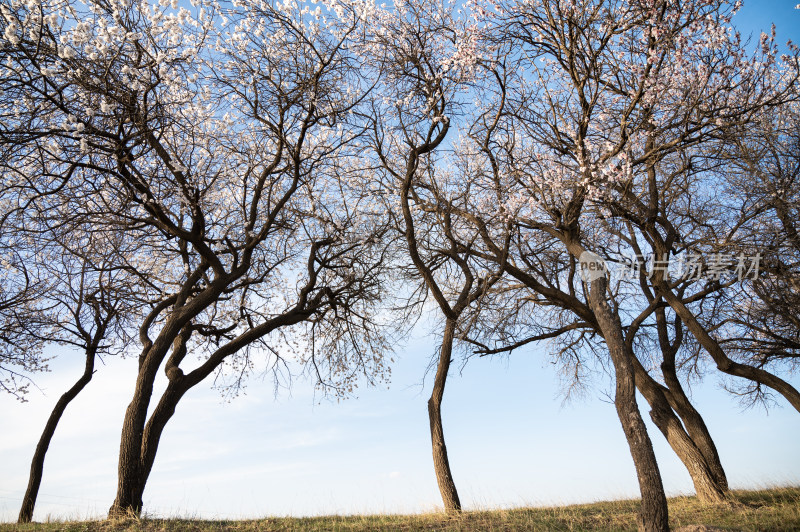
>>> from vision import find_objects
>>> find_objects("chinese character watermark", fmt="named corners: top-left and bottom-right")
top-left (579, 252), bottom-right (762, 283)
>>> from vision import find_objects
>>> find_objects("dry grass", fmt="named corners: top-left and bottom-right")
top-left (2, 486), bottom-right (798, 531)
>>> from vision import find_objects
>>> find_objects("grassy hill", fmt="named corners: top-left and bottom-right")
top-left (2, 486), bottom-right (798, 531)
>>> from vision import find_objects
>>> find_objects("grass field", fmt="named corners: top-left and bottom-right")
top-left (2, 486), bottom-right (798, 531)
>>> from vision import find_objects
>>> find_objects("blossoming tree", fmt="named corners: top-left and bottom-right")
top-left (1, 0), bottom-right (396, 517)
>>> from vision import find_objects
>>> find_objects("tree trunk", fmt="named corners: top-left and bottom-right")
top-left (108, 392), bottom-right (148, 517)
top-left (631, 357), bottom-right (727, 504)
top-left (648, 401), bottom-right (725, 504)
top-left (138, 380), bottom-right (187, 499)
top-left (655, 308), bottom-right (728, 492)
top-left (108, 327), bottom-right (193, 518)
top-left (428, 318), bottom-right (462, 513)
top-left (18, 349), bottom-right (96, 523)
top-left (660, 359), bottom-right (728, 492)
top-left (108, 361), bottom-right (162, 518)
top-left (587, 278), bottom-right (669, 532)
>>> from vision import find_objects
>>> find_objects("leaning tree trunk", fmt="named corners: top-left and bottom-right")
top-left (588, 279), bottom-right (669, 532)
top-left (631, 357), bottom-right (727, 504)
top-left (655, 308), bottom-right (728, 491)
top-left (108, 386), bottom-right (150, 517)
top-left (660, 358), bottom-right (728, 492)
top-left (18, 348), bottom-right (96, 523)
top-left (108, 322), bottom-right (192, 518)
top-left (108, 352), bottom-right (165, 518)
top-left (428, 318), bottom-right (462, 513)
top-left (647, 403), bottom-right (725, 504)
top-left (129, 379), bottom-right (188, 509)
top-left (109, 322), bottom-right (215, 517)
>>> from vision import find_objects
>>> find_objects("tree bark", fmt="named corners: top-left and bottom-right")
top-left (139, 380), bottom-right (187, 499)
top-left (108, 351), bottom-right (165, 518)
top-left (660, 360), bottom-right (728, 491)
top-left (654, 308), bottom-right (728, 492)
top-left (586, 277), bottom-right (669, 532)
top-left (646, 398), bottom-right (725, 504)
top-left (18, 349), bottom-right (96, 523)
top-left (631, 356), bottom-right (727, 503)
top-left (108, 385), bottom-right (149, 517)
top-left (428, 318), bottom-right (462, 513)
top-left (108, 322), bottom-right (190, 518)
top-left (108, 382), bottom-right (187, 515)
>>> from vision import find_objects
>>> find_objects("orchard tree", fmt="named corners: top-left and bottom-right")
top-left (423, 0), bottom-right (799, 528)
top-left (496, 0), bottom-right (797, 525)
top-left (364, 0), bottom-right (505, 511)
top-left (15, 239), bottom-right (138, 523)
top-left (1, 0), bottom-right (396, 517)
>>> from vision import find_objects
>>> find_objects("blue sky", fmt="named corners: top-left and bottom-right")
top-left (1, 0), bottom-right (800, 522)
top-left (734, 0), bottom-right (799, 44)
